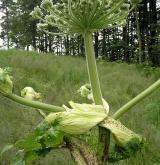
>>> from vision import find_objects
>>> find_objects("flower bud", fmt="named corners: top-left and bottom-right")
top-left (30, 7), bottom-right (42, 19)
top-left (120, 4), bottom-right (130, 11)
top-left (40, 0), bottom-right (53, 10)
top-left (46, 101), bottom-right (108, 135)
top-left (78, 83), bottom-right (91, 98)
top-left (21, 87), bottom-right (42, 101)
top-left (37, 23), bottom-right (48, 31)
top-left (78, 84), bottom-right (109, 113)
top-left (0, 68), bottom-right (13, 95)
top-left (45, 15), bottom-right (56, 23)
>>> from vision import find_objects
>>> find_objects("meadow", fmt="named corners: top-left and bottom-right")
top-left (0, 49), bottom-right (159, 165)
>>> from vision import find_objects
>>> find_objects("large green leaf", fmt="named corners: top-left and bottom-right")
top-left (2, 118), bottom-right (64, 164)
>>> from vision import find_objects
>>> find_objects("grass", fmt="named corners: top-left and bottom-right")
top-left (0, 49), bottom-right (159, 165)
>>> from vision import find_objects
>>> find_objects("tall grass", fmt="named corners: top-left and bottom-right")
top-left (0, 49), bottom-right (159, 165)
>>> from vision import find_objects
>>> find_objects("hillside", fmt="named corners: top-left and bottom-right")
top-left (0, 49), bottom-right (160, 165)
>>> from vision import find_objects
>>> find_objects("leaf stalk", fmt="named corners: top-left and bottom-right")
top-left (7, 93), bottom-right (65, 112)
top-left (113, 79), bottom-right (160, 119)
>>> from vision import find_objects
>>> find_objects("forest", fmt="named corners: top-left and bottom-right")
top-left (0, 0), bottom-right (160, 165)
top-left (0, 0), bottom-right (160, 66)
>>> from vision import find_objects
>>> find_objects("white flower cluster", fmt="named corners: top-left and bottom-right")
top-left (31, 0), bottom-right (130, 34)
top-left (37, 23), bottom-right (48, 31)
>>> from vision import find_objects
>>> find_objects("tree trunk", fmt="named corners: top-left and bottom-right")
top-left (102, 29), bottom-right (106, 57)
top-left (135, 8), bottom-right (143, 63)
top-left (148, 0), bottom-right (159, 66)
top-left (94, 32), bottom-right (99, 58)
top-left (123, 26), bottom-right (130, 63)
top-left (5, 3), bottom-right (10, 49)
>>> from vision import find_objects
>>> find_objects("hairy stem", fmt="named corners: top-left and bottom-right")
top-left (84, 31), bottom-right (110, 164)
top-left (5, 93), bottom-right (65, 112)
top-left (112, 79), bottom-right (160, 119)
top-left (65, 138), bottom-right (88, 165)
top-left (69, 138), bottom-right (98, 165)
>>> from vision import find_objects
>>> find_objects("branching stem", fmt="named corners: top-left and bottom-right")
top-left (6, 93), bottom-right (65, 112)
top-left (113, 79), bottom-right (160, 119)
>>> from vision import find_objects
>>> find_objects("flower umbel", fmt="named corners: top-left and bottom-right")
top-left (31, 0), bottom-right (130, 34)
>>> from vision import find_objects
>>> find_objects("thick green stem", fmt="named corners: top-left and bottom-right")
top-left (84, 31), bottom-right (110, 164)
top-left (84, 31), bottom-right (103, 105)
top-left (113, 79), bottom-right (160, 119)
top-left (5, 93), bottom-right (65, 112)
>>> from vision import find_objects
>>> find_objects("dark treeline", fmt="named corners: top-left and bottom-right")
top-left (0, 0), bottom-right (160, 66)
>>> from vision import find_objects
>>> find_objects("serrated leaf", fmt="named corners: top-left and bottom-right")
top-left (15, 120), bottom-right (61, 150)
top-left (15, 132), bottom-right (41, 151)
top-left (24, 151), bottom-right (39, 164)
top-left (14, 119), bottom-right (64, 160)
top-left (43, 127), bottom-right (64, 147)
top-left (4, 117), bottom-right (64, 164)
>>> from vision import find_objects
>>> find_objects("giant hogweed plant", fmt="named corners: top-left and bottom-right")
top-left (0, 0), bottom-right (160, 164)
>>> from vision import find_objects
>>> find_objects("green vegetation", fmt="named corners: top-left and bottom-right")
top-left (0, 49), bottom-right (160, 165)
